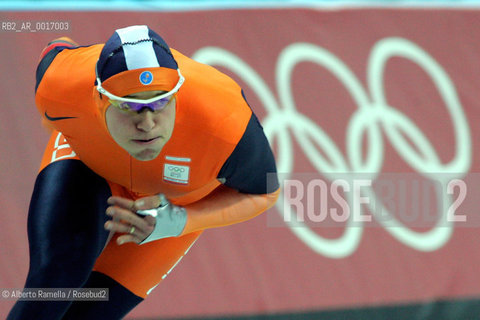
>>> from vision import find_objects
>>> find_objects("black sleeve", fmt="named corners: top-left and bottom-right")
top-left (217, 112), bottom-right (279, 194)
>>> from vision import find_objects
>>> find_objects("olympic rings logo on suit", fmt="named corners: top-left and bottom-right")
top-left (168, 166), bottom-right (186, 173)
top-left (192, 37), bottom-right (472, 258)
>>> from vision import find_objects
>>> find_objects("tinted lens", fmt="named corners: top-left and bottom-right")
top-left (109, 96), bottom-right (172, 112)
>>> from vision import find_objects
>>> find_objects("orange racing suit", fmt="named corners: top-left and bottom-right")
top-left (35, 40), bottom-right (279, 297)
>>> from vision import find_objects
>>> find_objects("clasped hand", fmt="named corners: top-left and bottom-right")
top-left (104, 195), bottom-right (160, 245)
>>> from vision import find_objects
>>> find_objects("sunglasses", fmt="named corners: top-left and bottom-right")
top-left (95, 67), bottom-right (185, 113)
top-left (108, 94), bottom-right (176, 113)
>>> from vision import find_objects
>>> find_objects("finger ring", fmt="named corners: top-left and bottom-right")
top-left (129, 226), bottom-right (135, 234)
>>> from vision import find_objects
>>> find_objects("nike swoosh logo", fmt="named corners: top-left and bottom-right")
top-left (44, 111), bottom-right (77, 121)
